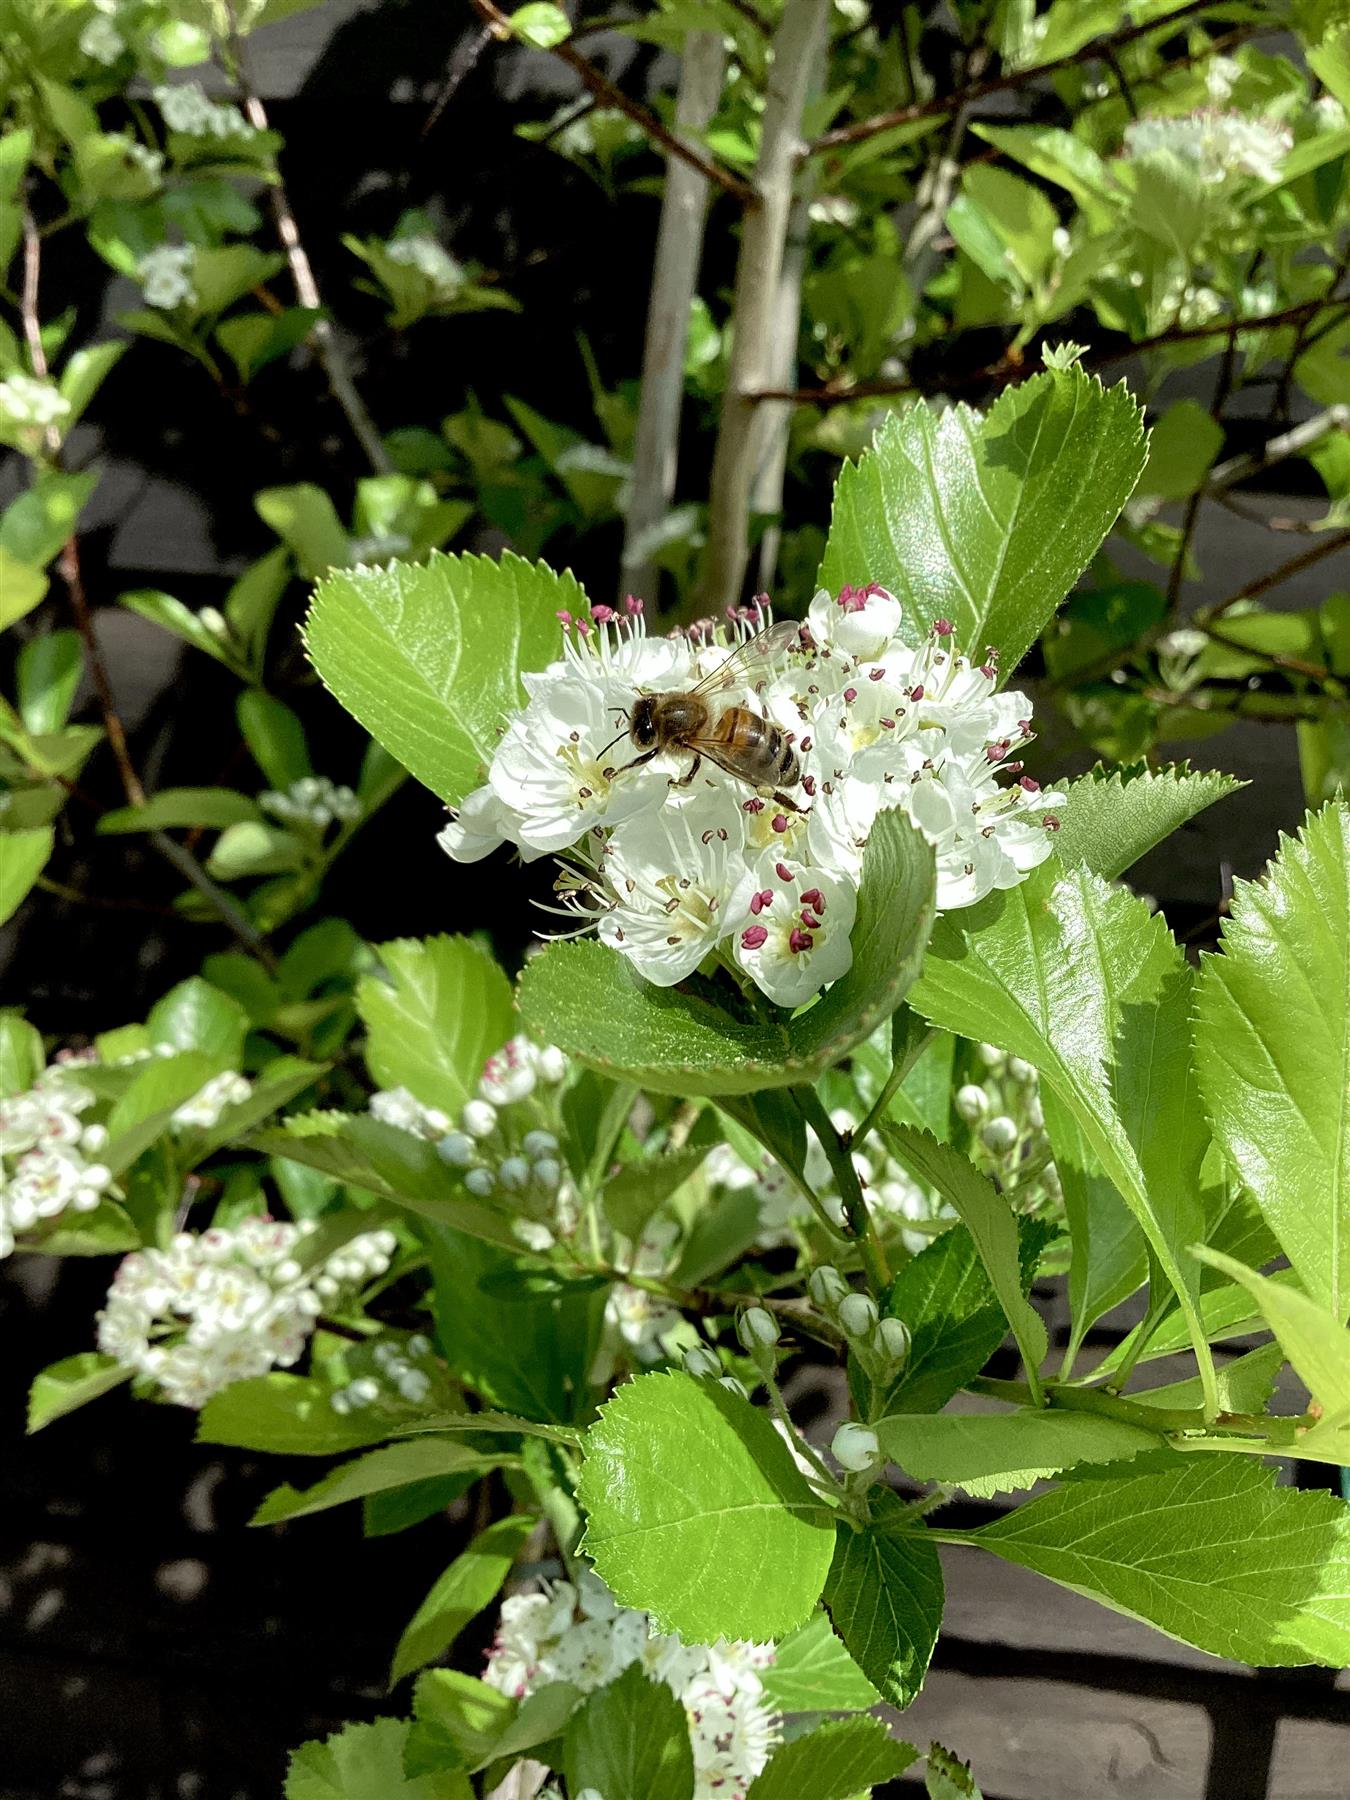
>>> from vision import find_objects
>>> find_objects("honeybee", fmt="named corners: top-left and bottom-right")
top-left (605, 619), bottom-right (807, 810)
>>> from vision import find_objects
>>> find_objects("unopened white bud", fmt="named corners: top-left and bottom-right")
top-left (464, 1166), bottom-right (494, 1197)
top-left (684, 1344), bottom-right (721, 1379)
top-left (1027, 1095), bottom-right (1044, 1129)
top-left (878, 1316), bottom-right (911, 1367)
top-left (437, 1131), bottom-right (475, 1166)
top-left (737, 1306), bottom-right (779, 1352)
top-left (978, 1043), bottom-right (1006, 1071)
top-left (532, 1157), bottom-right (562, 1190)
top-left (522, 1129), bottom-right (558, 1158)
top-left (407, 1334), bottom-right (430, 1357)
top-left (717, 1374), bottom-right (749, 1400)
top-left (838, 1292), bottom-right (879, 1339)
top-left (81, 1123), bottom-right (109, 1152)
top-left (981, 1115), bottom-right (1019, 1153)
top-left (537, 1045), bottom-right (568, 1083)
top-left (1007, 1057), bottom-right (1035, 1085)
top-left (461, 1099), bottom-right (497, 1139)
top-left (498, 1155), bottom-right (530, 1191)
top-left (808, 1266), bottom-right (848, 1310)
top-left (350, 1377), bottom-right (381, 1405)
top-left (832, 1422), bottom-right (881, 1472)
top-left (955, 1083), bottom-right (989, 1122)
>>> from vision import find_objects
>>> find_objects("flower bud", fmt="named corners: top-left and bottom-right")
top-left (498, 1155), bottom-right (530, 1191)
top-left (838, 1292), bottom-right (879, 1339)
top-left (1008, 1057), bottom-right (1035, 1085)
top-left (537, 1045), bottom-right (568, 1083)
top-left (350, 1377), bottom-right (381, 1406)
top-left (717, 1374), bottom-right (749, 1400)
top-left (831, 1422), bottom-right (881, 1473)
top-left (1027, 1095), bottom-right (1044, 1129)
top-left (461, 1099), bottom-right (498, 1139)
top-left (808, 1265), bottom-right (848, 1310)
top-left (522, 1129), bottom-right (559, 1158)
top-left (737, 1306), bottom-right (779, 1353)
top-left (981, 1115), bottom-right (1019, 1154)
top-left (436, 1131), bottom-right (475, 1167)
top-left (464, 1166), bottom-right (494, 1197)
top-left (878, 1315), bottom-right (911, 1369)
top-left (954, 1083), bottom-right (989, 1122)
top-left (532, 1157), bottom-right (562, 1191)
top-left (683, 1344), bottom-right (721, 1379)
top-left (978, 1042), bottom-right (1006, 1071)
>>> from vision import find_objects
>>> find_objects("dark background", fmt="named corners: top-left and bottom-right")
top-left (3, 4), bottom-right (1348, 1796)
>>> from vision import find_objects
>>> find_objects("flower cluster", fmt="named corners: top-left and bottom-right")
top-left (171, 1070), bottom-right (252, 1131)
top-left (96, 1218), bottom-right (398, 1407)
top-left (485, 1569), bottom-right (779, 1800)
top-left (330, 1333), bottom-right (435, 1412)
top-left (441, 592), bottom-right (1063, 1006)
top-left (154, 81), bottom-right (256, 142)
top-left (80, 9), bottom-right (125, 65)
top-left (385, 233), bottom-right (463, 298)
top-left (260, 776), bottom-right (361, 831)
top-left (1122, 110), bottom-right (1292, 186)
top-left (0, 372), bottom-right (70, 454)
top-left (138, 244), bottom-right (196, 310)
top-left (956, 1043), bottom-right (1061, 1222)
top-left (0, 1067), bottom-right (112, 1259)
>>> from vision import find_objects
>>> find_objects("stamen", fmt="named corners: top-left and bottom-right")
top-left (741, 925), bottom-right (769, 951)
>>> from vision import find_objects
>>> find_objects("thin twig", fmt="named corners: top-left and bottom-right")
top-left (1206, 404), bottom-right (1349, 493)
top-left (808, 0), bottom-right (1222, 154)
top-left (220, 9), bottom-right (391, 473)
top-left (421, 23), bottom-right (494, 140)
top-left (467, 0), bottom-right (758, 205)
top-left (1167, 325), bottom-right (1236, 610)
top-left (1202, 528), bottom-right (1350, 620)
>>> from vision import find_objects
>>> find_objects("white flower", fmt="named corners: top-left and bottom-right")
top-left (807, 582), bottom-right (903, 662)
top-left (138, 244), bottom-right (196, 310)
top-left (80, 13), bottom-right (125, 63)
top-left (1123, 109), bottom-right (1292, 186)
top-left (386, 233), bottom-right (462, 297)
top-left (260, 775), bottom-right (360, 829)
top-left (732, 861), bottom-right (856, 1008)
top-left (436, 784), bottom-right (513, 863)
top-left (0, 1068), bottom-right (110, 1254)
top-left (171, 1069), bottom-right (251, 1130)
top-left (154, 81), bottom-right (255, 142)
top-left (0, 373), bottom-right (70, 453)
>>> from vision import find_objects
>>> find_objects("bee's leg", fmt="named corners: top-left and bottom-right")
top-left (771, 789), bottom-right (808, 814)
top-left (669, 754), bottom-right (703, 789)
top-left (606, 748), bottom-right (659, 778)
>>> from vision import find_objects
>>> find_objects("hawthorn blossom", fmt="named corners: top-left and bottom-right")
top-left (0, 1068), bottom-right (111, 1257)
top-left (440, 590), bottom-right (1065, 1006)
top-left (138, 244), bottom-right (196, 310)
top-left (1122, 110), bottom-right (1292, 186)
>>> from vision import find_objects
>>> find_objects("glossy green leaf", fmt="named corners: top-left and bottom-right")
top-left (0, 471), bottom-right (96, 569)
top-left (119, 588), bottom-right (250, 674)
top-left (305, 550), bottom-right (582, 806)
top-left (0, 826), bottom-right (53, 925)
top-left (357, 935), bottom-right (513, 1119)
top-left (285, 1717), bottom-right (470, 1799)
top-left (519, 811), bottom-right (934, 1097)
top-left (822, 1499), bottom-right (943, 1708)
top-left (16, 631), bottom-right (82, 734)
top-left (252, 1438), bottom-right (507, 1526)
top-left (197, 1372), bottom-right (411, 1457)
top-left (98, 787), bottom-right (261, 834)
top-left (748, 1715), bottom-right (918, 1799)
top-left (1139, 399), bottom-right (1224, 499)
top-left (147, 976), bottom-right (249, 1061)
top-left (103, 1050), bottom-right (221, 1173)
top-left (509, 1), bottom-right (571, 47)
top-left (238, 690), bottom-right (313, 790)
top-left (876, 1409), bottom-right (1161, 1498)
top-left (254, 482), bottom-right (351, 579)
top-left (1193, 1249), bottom-right (1349, 1430)
top-left (1043, 1088), bottom-right (1146, 1373)
top-left (758, 1611), bottom-right (881, 1713)
top-left (818, 367), bottom-right (1147, 674)
top-left (27, 1352), bottom-right (131, 1432)
top-left (578, 1371), bottom-right (836, 1642)
top-left (1194, 802), bottom-right (1350, 1320)
top-left (972, 1461), bottom-right (1350, 1666)
top-left (391, 1513), bottom-right (534, 1686)
top-left (925, 1742), bottom-right (982, 1799)
top-left (0, 1012), bottom-right (43, 1096)
top-left (565, 1664), bottom-right (695, 1800)
top-left (1051, 763), bottom-right (1244, 881)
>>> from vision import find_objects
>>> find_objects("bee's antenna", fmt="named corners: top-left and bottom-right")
top-left (598, 726), bottom-right (630, 759)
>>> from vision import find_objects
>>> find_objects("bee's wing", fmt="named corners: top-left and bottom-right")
top-left (690, 619), bottom-right (803, 695)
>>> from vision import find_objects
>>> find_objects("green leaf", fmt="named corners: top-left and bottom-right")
top-left (285, 1717), bottom-right (470, 1799)
top-left (358, 936), bottom-right (513, 1119)
top-left (1131, 1340), bottom-right (1285, 1417)
top-left (875, 1409), bottom-right (1160, 1498)
top-left (822, 1497), bottom-right (944, 1708)
top-left (880, 1126), bottom-right (1047, 1386)
top-left (0, 826), bottom-right (53, 926)
top-left (1051, 763), bottom-right (1244, 881)
top-left (304, 550), bottom-right (583, 807)
top-left (252, 1438), bottom-right (507, 1526)
top-left (237, 690), bottom-right (313, 791)
top-left (98, 787), bottom-right (262, 834)
top-left (519, 812), bottom-right (934, 1097)
top-left (873, 1219), bottom-right (1048, 1417)
top-left (1139, 399), bottom-right (1224, 500)
top-left (27, 1353), bottom-right (131, 1432)
top-left (0, 1011), bottom-right (43, 1096)
top-left (0, 471), bottom-right (97, 569)
top-left (969, 122), bottom-right (1116, 223)
top-left (1194, 802), bottom-right (1350, 1320)
top-left (1043, 1089), bottom-right (1146, 1372)
top-left (119, 589), bottom-right (250, 674)
top-left (969, 1461), bottom-right (1350, 1668)
top-left (147, 976), bottom-right (249, 1061)
top-left (748, 1715), bottom-right (918, 1799)
top-left (224, 544), bottom-right (292, 667)
top-left (925, 1742), bottom-right (982, 1800)
top-left (565, 1664), bottom-right (695, 1800)
top-left (0, 549), bottom-right (48, 630)
top-left (509, 1), bottom-right (572, 47)
top-left (818, 368), bottom-right (1147, 674)
top-left (1193, 1249), bottom-right (1349, 1429)
top-left (197, 1372), bottom-right (410, 1456)
top-left (758, 1611), bottom-right (881, 1713)
top-left (59, 341), bottom-right (127, 426)
top-left (390, 1514), bottom-right (533, 1687)
top-left (407, 1671), bottom-right (511, 1773)
top-left (578, 1370), bottom-right (836, 1642)
top-left (602, 1139), bottom-right (713, 1241)
top-left (16, 631), bottom-right (82, 734)
top-left (910, 862), bottom-right (1216, 1408)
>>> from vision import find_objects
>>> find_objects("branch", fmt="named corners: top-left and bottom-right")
top-left (1167, 325), bottom-right (1237, 609)
top-left (1201, 528), bottom-right (1350, 620)
top-left (1206, 404), bottom-right (1349, 493)
top-left (221, 11), bottom-right (391, 474)
top-left (808, 0), bottom-right (1223, 155)
top-left (620, 31), bottom-right (727, 604)
top-left (694, 0), bottom-right (831, 612)
top-left (468, 0), bottom-right (757, 205)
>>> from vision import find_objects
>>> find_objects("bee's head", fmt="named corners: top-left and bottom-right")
top-left (630, 695), bottom-right (659, 748)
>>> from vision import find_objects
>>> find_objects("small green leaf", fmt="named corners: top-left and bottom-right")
top-left (0, 471), bottom-right (97, 569)
top-left (0, 826), bottom-right (53, 925)
top-left (147, 976), bottom-right (249, 1062)
top-left (758, 1611), bottom-right (881, 1713)
top-left (509, 1), bottom-right (571, 47)
top-left (238, 690), bottom-right (314, 790)
top-left (1051, 763), bottom-right (1244, 881)
top-left (880, 1126), bottom-right (1048, 1387)
top-left (970, 1461), bottom-right (1350, 1667)
top-left (0, 1011), bottom-right (44, 1096)
top-left (1139, 399), bottom-right (1224, 499)
top-left (391, 1513), bottom-right (534, 1686)
top-left (103, 1050), bottom-right (221, 1173)
top-left (28, 1353), bottom-right (131, 1432)
top-left (818, 367), bottom-right (1147, 674)
top-left (748, 1715), bottom-right (918, 1799)
top-left (305, 550), bottom-right (583, 807)
top-left (198, 1372), bottom-right (409, 1456)
top-left (875, 1409), bottom-right (1160, 1497)
top-left (119, 588), bottom-right (249, 674)
top-left (98, 787), bottom-right (262, 834)
top-left (16, 631), bottom-right (82, 734)
top-left (252, 1438), bottom-right (507, 1526)
top-left (822, 1498), bottom-right (943, 1708)
top-left (519, 812), bottom-right (934, 1097)
top-left (578, 1371), bottom-right (836, 1642)
top-left (925, 1742), bottom-right (982, 1800)
top-left (357, 935), bottom-right (514, 1119)
top-left (1194, 802), bottom-right (1350, 1320)
top-left (565, 1664), bottom-right (695, 1800)
top-left (1044, 1089), bottom-right (1146, 1373)
top-left (1193, 1249), bottom-right (1349, 1426)
top-left (285, 1717), bottom-right (470, 1799)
